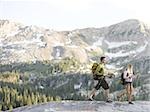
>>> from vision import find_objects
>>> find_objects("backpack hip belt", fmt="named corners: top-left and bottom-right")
top-left (93, 74), bottom-right (104, 80)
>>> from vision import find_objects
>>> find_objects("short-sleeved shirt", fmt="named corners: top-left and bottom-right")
top-left (95, 63), bottom-right (107, 76)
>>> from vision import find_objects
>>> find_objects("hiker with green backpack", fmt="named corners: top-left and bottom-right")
top-left (88, 56), bottom-right (115, 102)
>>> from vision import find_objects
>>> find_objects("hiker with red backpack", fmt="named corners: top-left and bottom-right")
top-left (88, 56), bottom-right (115, 102)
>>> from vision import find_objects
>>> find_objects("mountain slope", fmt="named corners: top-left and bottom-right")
top-left (1, 19), bottom-right (150, 65)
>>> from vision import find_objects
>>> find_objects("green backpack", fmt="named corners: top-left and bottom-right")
top-left (91, 63), bottom-right (99, 74)
top-left (91, 63), bottom-right (104, 80)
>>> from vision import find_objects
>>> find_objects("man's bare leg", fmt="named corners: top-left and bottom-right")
top-left (89, 88), bottom-right (97, 100)
top-left (105, 89), bottom-right (112, 102)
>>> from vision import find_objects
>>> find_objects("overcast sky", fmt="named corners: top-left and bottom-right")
top-left (0, 0), bottom-right (150, 31)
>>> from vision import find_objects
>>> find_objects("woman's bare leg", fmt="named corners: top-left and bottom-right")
top-left (126, 84), bottom-right (130, 102)
top-left (129, 83), bottom-right (134, 102)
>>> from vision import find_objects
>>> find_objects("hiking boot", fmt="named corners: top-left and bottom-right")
top-left (88, 95), bottom-right (95, 101)
top-left (129, 102), bottom-right (134, 104)
top-left (117, 96), bottom-right (120, 101)
top-left (88, 98), bottom-right (94, 101)
top-left (106, 99), bottom-right (113, 103)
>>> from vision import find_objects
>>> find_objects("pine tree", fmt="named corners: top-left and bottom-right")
top-left (55, 96), bottom-right (61, 101)
top-left (34, 95), bottom-right (38, 105)
top-left (8, 104), bottom-right (13, 111)
top-left (23, 93), bottom-right (28, 105)
top-left (42, 94), bottom-right (47, 103)
top-left (47, 96), bottom-right (51, 102)
top-left (31, 92), bottom-right (35, 104)
top-left (27, 95), bottom-right (32, 106)
top-left (15, 95), bottom-right (21, 107)
top-left (19, 94), bottom-right (24, 106)
top-left (2, 105), bottom-right (8, 111)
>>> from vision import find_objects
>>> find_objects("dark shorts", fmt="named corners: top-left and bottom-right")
top-left (94, 78), bottom-right (109, 90)
top-left (124, 82), bottom-right (132, 85)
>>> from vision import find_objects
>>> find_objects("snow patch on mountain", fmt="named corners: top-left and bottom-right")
top-left (67, 45), bottom-right (78, 48)
top-left (92, 37), bottom-right (104, 46)
top-left (136, 41), bottom-right (148, 53)
top-left (2, 38), bottom-right (46, 49)
top-left (104, 40), bottom-right (138, 49)
top-left (105, 64), bottom-right (116, 69)
top-left (0, 39), bottom-right (3, 47)
top-left (51, 41), bottom-right (64, 47)
top-left (105, 41), bottom-right (148, 59)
